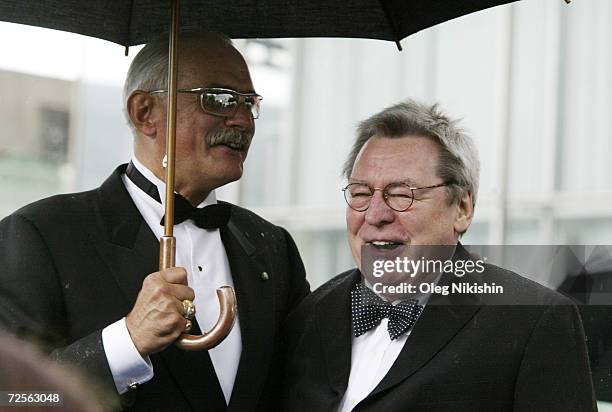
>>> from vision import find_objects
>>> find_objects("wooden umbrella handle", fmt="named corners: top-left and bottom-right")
top-left (175, 286), bottom-right (238, 351)
top-left (155, 0), bottom-right (237, 352)
top-left (160, 236), bottom-right (238, 351)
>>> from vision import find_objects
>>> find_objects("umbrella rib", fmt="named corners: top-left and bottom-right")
top-left (375, 0), bottom-right (403, 51)
top-left (124, 0), bottom-right (136, 56)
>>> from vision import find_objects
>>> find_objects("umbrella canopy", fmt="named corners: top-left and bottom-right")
top-left (2, 0), bottom-right (518, 49)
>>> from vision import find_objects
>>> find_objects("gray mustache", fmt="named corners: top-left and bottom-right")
top-left (207, 128), bottom-right (251, 151)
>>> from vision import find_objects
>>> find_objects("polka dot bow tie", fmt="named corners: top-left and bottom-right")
top-left (351, 282), bottom-right (424, 340)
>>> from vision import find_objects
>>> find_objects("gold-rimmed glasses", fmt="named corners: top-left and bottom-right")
top-left (342, 181), bottom-right (453, 212)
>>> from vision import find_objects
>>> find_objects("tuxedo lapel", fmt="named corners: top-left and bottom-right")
top-left (367, 268), bottom-right (482, 399)
top-left (222, 220), bottom-right (277, 411)
top-left (152, 344), bottom-right (227, 410)
top-left (94, 165), bottom-right (159, 308)
top-left (368, 305), bottom-right (480, 398)
top-left (316, 270), bottom-right (359, 397)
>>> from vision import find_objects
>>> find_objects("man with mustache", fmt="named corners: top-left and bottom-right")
top-left (0, 33), bottom-right (309, 411)
top-left (282, 100), bottom-right (595, 411)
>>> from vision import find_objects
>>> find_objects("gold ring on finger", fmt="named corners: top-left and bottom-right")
top-left (182, 299), bottom-right (196, 319)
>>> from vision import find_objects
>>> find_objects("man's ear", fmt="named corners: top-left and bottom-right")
top-left (127, 91), bottom-right (161, 137)
top-left (454, 190), bottom-right (474, 234)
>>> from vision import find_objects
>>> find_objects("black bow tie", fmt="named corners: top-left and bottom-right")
top-left (351, 282), bottom-right (424, 340)
top-left (159, 194), bottom-right (230, 229)
top-left (125, 162), bottom-right (231, 230)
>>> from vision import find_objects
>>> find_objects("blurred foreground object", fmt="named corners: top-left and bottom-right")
top-left (0, 334), bottom-right (108, 412)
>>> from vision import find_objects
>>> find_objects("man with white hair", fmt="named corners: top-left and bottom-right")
top-left (0, 32), bottom-right (309, 411)
top-left (282, 100), bottom-right (595, 411)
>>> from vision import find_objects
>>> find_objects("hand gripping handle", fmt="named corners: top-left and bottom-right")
top-left (160, 236), bottom-right (238, 351)
top-left (176, 286), bottom-right (238, 350)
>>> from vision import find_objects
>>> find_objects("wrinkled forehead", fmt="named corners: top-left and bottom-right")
top-left (178, 39), bottom-right (254, 92)
top-left (351, 136), bottom-right (442, 185)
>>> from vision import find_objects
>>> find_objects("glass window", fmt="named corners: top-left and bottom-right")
top-left (293, 229), bottom-right (353, 288)
top-left (554, 218), bottom-right (612, 245)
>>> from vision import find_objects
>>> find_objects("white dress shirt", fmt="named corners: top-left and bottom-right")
top-left (337, 283), bottom-right (435, 412)
top-left (101, 157), bottom-right (242, 404)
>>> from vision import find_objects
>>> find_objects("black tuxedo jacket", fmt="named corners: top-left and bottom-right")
top-left (282, 246), bottom-right (595, 412)
top-left (0, 164), bottom-right (309, 411)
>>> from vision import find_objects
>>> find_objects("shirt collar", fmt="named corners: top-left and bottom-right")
top-left (131, 156), bottom-right (217, 209)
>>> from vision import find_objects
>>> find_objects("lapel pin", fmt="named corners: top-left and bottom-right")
top-left (260, 271), bottom-right (269, 281)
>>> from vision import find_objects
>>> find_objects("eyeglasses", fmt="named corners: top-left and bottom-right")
top-left (149, 87), bottom-right (263, 119)
top-left (342, 181), bottom-right (453, 212)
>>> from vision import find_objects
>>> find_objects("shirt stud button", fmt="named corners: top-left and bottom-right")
top-left (261, 271), bottom-right (269, 281)
top-left (198, 265), bottom-right (203, 272)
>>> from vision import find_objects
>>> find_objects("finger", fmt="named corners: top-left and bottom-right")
top-left (158, 312), bottom-right (190, 338)
top-left (145, 285), bottom-right (195, 316)
top-left (184, 320), bottom-right (193, 333)
top-left (160, 267), bottom-right (188, 285)
top-left (164, 284), bottom-right (195, 302)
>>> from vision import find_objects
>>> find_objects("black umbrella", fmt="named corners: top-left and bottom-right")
top-left (2, 0), bottom-right (521, 51)
top-left (0, 0), bottom-right (524, 350)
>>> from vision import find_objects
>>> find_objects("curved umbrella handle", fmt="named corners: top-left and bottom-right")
top-left (175, 286), bottom-right (238, 351)
top-left (160, 236), bottom-right (237, 351)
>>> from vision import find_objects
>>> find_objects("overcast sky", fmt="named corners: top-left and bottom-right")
top-left (0, 22), bottom-right (139, 85)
